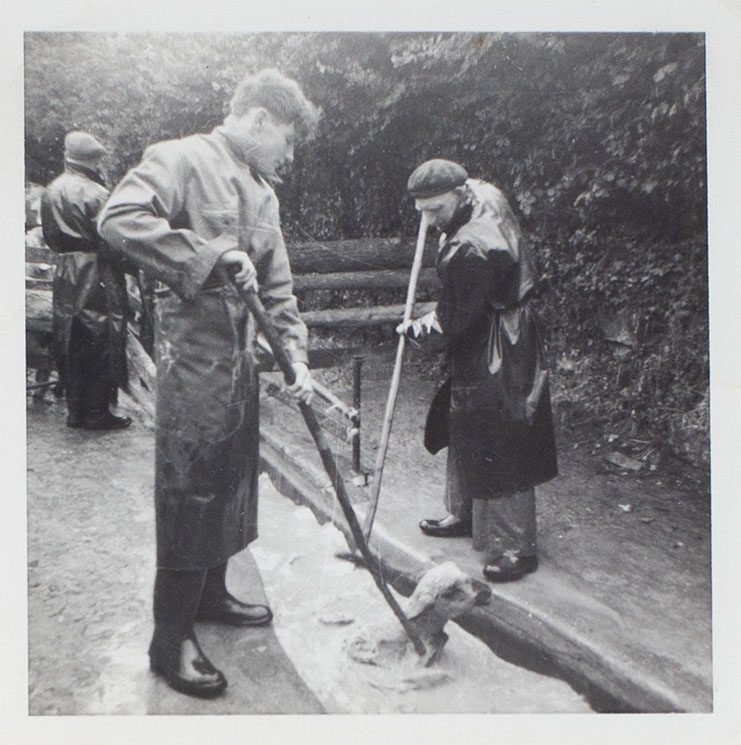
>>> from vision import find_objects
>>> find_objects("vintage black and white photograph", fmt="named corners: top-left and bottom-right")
top-left (8, 0), bottom-right (741, 741)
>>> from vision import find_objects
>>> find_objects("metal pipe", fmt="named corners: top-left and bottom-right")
top-left (352, 355), bottom-right (363, 474)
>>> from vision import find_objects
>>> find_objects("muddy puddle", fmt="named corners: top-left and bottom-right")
top-left (251, 475), bottom-right (591, 714)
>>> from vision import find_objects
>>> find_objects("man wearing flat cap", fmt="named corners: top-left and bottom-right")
top-left (399, 158), bottom-right (558, 583)
top-left (41, 131), bottom-right (132, 431)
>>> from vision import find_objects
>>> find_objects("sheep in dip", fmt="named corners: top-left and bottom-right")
top-left (345, 561), bottom-right (492, 670)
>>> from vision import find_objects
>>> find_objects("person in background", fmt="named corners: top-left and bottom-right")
top-left (98, 69), bottom-right (318, 699)
top-left (398, 159), bottom-right (558, 583)
top-left (41, 131), bottom-right (131, 431)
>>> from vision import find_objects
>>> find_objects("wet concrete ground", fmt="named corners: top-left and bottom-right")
top-left (250, 490), bottom-right (590, 714)
top-left (260, 348), bottom-right (713, 713)
top-left (26, 395), bottom-right (322, 716)
top-left (25, 390), bottom-right (587, 716)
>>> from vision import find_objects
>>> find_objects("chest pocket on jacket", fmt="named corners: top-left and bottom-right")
top-left (200, 205), bottom-right (238, 234)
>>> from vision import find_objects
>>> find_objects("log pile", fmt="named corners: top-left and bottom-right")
top-left (25, 235), bottom-right (438, 443)
top-left (26, 236), bottom-right (442, 343)
top-left (25, 233), bottom-right (54, 375)
top-left (287, 236), bottom-right (439, 275)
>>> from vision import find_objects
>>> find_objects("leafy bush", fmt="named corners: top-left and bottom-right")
top-left (24, 31), bottom-right (709, 464)
top-left (539, 230), bottom-right (708, 464)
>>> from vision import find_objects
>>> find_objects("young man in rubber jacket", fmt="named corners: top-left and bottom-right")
top-left (99, 69), bottom-right (319, 698)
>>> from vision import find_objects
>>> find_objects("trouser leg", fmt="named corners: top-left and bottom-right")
top-left (82, 375), bottom-right (112, 414)
top-left (444, 450), bottom-right (473, 522)
top-left (66, 320), bottom-right (112, 416)
top-left (472, 487), bottom-right (537, 560)
top-left (64, 321), bottom-right (86, 419)
top-left (78, 329), bottom-right (112, 414)
top-left (200, 561), bottom-right (228, 604)
top-left (150, 567), bottom-right (206, 652)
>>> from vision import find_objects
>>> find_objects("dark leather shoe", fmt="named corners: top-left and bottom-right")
top-left (196, 592), bottom-right (273, 627)
top-left (149, 634), bottom-right (227, 698)
top-left (483, 555), bottom-right (538, 583)
top-left (82, 411), bottom-right (132, 430)
top-left (419, 517), bottom-right (472, 538)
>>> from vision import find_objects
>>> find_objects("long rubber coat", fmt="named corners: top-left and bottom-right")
top-left (40, 164), bottom-right (129, 407)
top-left (99, 128), bottom-right (308, 569)
top-left (423, 180), bottom-right (558, 496)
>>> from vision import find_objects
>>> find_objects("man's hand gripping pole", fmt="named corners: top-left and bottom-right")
top-left (221, 180), bottom-right (426, 658)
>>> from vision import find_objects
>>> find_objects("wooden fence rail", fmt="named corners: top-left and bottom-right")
top-left (26, 237), bottom-right (442, 334)
top-left (26, 236), bottom-right (440, 273)
top-left (294, 268), bottom-right (438, 292)
top-left (284, 237), bottom-right (439, 274)
top-left (301, 302), bottom-right (437, 329)
top-left (26, 235), bottom-right (438, 474)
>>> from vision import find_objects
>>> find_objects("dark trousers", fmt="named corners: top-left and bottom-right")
top-left (62, 319), bottom-right (115, 418)
top-left (150, 563), bottom-right (228, 651)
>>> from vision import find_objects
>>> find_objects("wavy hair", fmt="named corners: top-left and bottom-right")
top-left (229, 68), bottom-right (320, 140)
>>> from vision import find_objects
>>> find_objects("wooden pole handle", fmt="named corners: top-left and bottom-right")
top-left (224, 178), bottom-right (426, 656)
top-left (222, 272), bottom-right (426, 657)
top-left (361, 214), bottom-right (429, 542)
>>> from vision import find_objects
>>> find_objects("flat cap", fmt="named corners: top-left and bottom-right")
top-left (64, 131), bottom-right (107, 164)
top-left (407, 159), bottom-right (468, 199)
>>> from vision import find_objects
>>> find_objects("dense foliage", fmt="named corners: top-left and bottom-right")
top-left (24, 32), bottom-right (709, 467)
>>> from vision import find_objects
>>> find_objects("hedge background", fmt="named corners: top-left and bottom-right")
top-left (24, 32), bottom-right (709, 468)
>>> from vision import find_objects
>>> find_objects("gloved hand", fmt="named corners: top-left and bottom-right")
top-left (395, 311), bottom-right (442, 339)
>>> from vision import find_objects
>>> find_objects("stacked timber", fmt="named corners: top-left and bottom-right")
top-left (26, 236), bottom-right (442, 337)
top-left (25, 230), bottom-right (55, 375)
top-left (287, 237), bottom-right (440, 328)
top-left (25, 235), bottom-right (441, 402)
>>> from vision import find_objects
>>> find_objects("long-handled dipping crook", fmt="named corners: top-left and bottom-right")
top-left (361, 213), bottom-right (429, 543)
top-left (222, 184), bottom-right (426, 657)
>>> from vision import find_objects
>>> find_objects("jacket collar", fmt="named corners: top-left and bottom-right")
top-left (64, 160), bottom-right (106, 186)
top-left (214, 126), bottom-right (283, 186)
top-left (441, 196), bottom-right (473, 242)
